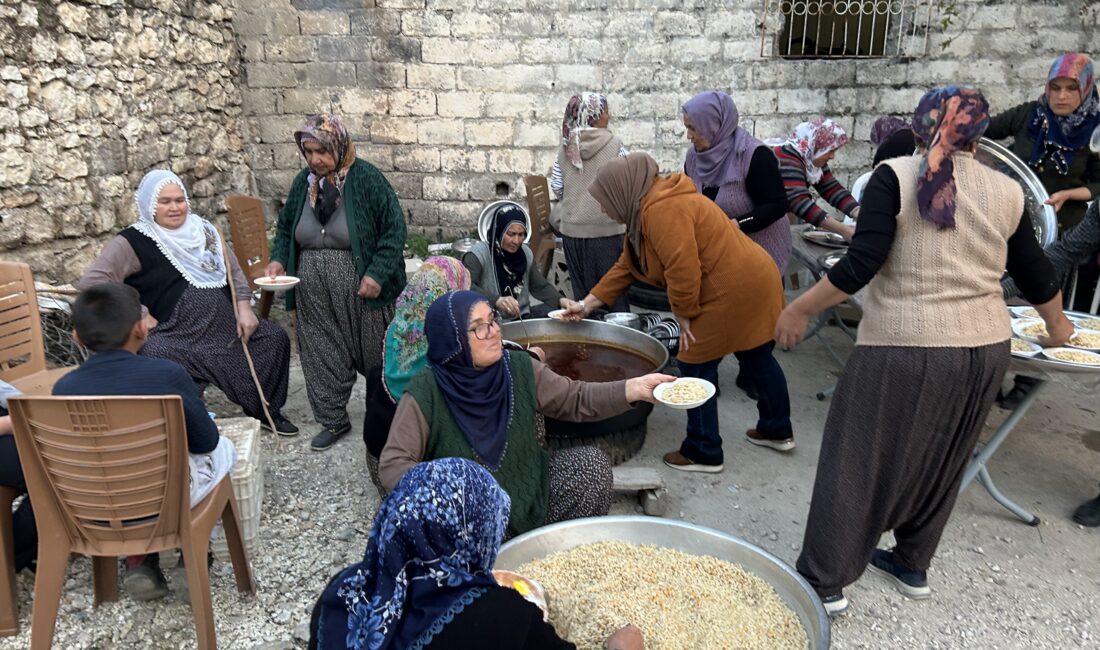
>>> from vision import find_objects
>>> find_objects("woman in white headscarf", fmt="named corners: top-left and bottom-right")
top-left (78, 170), bottom-right (296, 434)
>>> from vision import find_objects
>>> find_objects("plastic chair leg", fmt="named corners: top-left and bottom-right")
top-left (181, 539), bottom-right (216, 650)
top-left (220, 498), bottom-right (254, 594)
top-left (29, 545), bottom-right (69, 650)
top-left (91, 556), bottom-right (118, 605)
top-left (0, 490), bottom-right (19, 636)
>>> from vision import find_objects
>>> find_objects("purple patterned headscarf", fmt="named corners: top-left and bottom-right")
top-left (682, 91), bottom-right (763, 187)
top-left (870, 115), bottom-right (910, 146)
top-left (913, 86), bottom-right (990, 230)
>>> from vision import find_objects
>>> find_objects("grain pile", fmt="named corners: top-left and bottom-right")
top-left (516, 541), bottom-right (809, 650)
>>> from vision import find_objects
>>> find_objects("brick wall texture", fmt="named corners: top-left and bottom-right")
top-left (3, 0), bottom-right (1095, 278)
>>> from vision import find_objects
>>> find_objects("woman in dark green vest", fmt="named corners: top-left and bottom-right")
top-left (378, 290), bottom-right (674, 538)
top-left (266, 113), bottom-right (408, 452)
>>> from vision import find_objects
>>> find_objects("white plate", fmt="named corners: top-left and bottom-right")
top-left (1009, 338), bottom-right (1041, 357)
top-left (1040, 347), bottom-right (1100, 367)
top-left (653, 378), bottom-right (716, 410)
top-left (1011, 318), bottom-right (1047, 343)
top-left (254, 275), bottom-right (300, 292)
top-left (546, 309), bottom-right (569, 321)
top-left (1066, 328), bottom-right (1100, 352)
top-left (1070, 315), bottom-right (1100, 331)
top-left (1008, 306), bottom-right (1040, 319)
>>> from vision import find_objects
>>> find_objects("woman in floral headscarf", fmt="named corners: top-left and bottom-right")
top-left (772, 117), bottom-right (860, 241)
top-left (78, 170), bottom-right (295, 433)
top-left (775, 87), bottom-right (1072, 617)
top-left (363, 256), bottom-right (471, 493)
top-left (309, 457), bottom-right (644, 650)
top-left (547, 92), bottom-right (631, 309)
top-left (267, 113), bottom-right (408, 452)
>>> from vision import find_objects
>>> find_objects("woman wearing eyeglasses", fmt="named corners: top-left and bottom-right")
top-left (378, 290), bottom-right (674, 539)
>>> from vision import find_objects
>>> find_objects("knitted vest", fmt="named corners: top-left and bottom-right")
top-left (119, 228), bottom-right (232, 323)
top-left (551, 131), bottom-right (627, 239)
top-left (407, 350), bottom-right (547, 537)
top-left (858, 154), bottom-right (1023, 348)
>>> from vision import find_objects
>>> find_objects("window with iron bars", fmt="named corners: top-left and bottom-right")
top-left (759, 0), bottom-right (936, 59)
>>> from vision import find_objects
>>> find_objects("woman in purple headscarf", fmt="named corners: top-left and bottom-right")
top-left (774, 86), bottom-right (1073, 617)
top-left (682, 91), bottom-right (791, 274)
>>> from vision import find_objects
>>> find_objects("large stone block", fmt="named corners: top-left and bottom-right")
top-left (701, 9), bottom-right (757, 37)
top-left (483, 93), bottom-right (538, 119)
top-left (614, 120), bottom-right (656, 147)
top-left (339, 88), bottom-right (390, 115)
top-left (422, 38), bottom-right (518, 65)
top-left (666, 38), bottom-right (721, 64)
top-left (654, 11), bottom-right (701, 36)
top-left (317, 36), bottom-right (373, 62)
top-left (465, 121), bottom-right (513, 146)
top-left (300, 10), bottom-right (351, 34)
top-left (389, 90), bottom-right (437, 116)
top-left (423, 175), bottom-right (469, 200)
top-left (441, 149), bottom-right (488, 173)
top-left (449, 12), bottom-right (499, 37)
top-left (247, 63), bottom-right (297, 88)
top-left (371, 36), bottom-right (422, 62)
top-left (401, 11), bottom-right (451, 36)
top-left (299, 62), bottom-right (358, 87)
top-left (39, 80), bottom-right (79, 123)
top-left (370, 118), bottom-right (419, 144)
top-left (555, 64), bottom-right (601, 88)
top-left (395, 147), bottom-right (441, 172)
top-left (386, 172), bottom-right (424, 199)
top-left (520, 39), bottom-right (572, 64)
top-left (350, 9), bottom-right (403, 36)
top-left (357, 63), bottom-right (408, 88)
top-left (265, 36), bottom-right (317, 62)
top-left (88, 140), bottom-right (128, 175)
top-left (406, 64), bottom-right (456, 89)
top-left (511, 122), bottom-right (557, 147)
top-left (777, 87), bottom-right (828, 115)
top-left (487, 148), bottom-right (534, 174)
top-left (458, 65), bottom-right (553, 91)
top-left (437, 92), bottom-right (483, 117)
top-left (554, 13), bottom-right (604, 39)
top-left (417, 119), bottom-right (465, 145)
top-left (500, 13), bottom-right (552, 36)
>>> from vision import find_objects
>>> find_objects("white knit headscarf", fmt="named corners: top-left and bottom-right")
top-left (131, 170), bottom-right (227, 288)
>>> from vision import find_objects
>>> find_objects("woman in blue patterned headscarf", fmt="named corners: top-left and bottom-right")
top-left (310, 458), bottom-right (510, 650)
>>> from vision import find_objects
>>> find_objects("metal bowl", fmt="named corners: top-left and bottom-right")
top-left (496, 516), bottom-right (830, 649)
top-left (478, 200), bottom-right (532, 243)
top-left (975, 138), bottom-right (1057, 247)
top-left (500, 318), bottom-right (669, 372)
top-left (602, 312), bottom-right (641, 331)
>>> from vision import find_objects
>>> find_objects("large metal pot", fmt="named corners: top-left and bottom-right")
top-left (496, 516), bottom-right (830, 650)
top-left (501, 319), bottom-right (669, 463)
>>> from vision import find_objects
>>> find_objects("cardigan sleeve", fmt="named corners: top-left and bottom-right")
top-left (359, 165), bottom-right (408, 288)
top-left (271, 172), bottom-right (307, 267)
top-left (735, 147), bottom-right (788, 234)
top-left (532, 359), bottom-right (630, 421)
top-left (1004, 201), bottom-right (1099, 299)
top-left (378, 394), bottom-right (430, 491)
top-left (77, 235), bottom-right (140, 290)
top-left (776, 145), bottom-right (829, 226)
top-left (826, 164), bottom-right (899, 294)
top-left (985, 102), bottom-right (1033, 141)
top-left (814, 167), bottom-right (859, 217)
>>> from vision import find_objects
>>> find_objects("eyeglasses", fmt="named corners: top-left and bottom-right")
top-left (468, 312), bottom-right (502, 340)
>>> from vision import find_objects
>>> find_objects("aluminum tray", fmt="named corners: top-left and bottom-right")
top-left (975, 139), bottom-right (1057, 248)
top-left (496, 515), bottom-right (829, 649)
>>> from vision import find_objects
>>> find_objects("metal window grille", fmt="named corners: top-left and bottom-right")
top-left (760, 0), bottom-right (935, 59)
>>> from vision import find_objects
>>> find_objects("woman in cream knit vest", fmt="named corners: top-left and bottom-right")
top-left (775, 87), bottom-right (1074, 616)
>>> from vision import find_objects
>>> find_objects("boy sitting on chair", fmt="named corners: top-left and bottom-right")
top-left (53, 282), bottom-right (235, 601)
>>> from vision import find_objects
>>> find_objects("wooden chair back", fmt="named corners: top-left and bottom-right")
top-left (522, 175), bottom-right (557, 278)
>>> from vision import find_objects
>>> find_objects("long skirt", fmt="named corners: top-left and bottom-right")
top-left (297, 249), bottom-right (394, 432)
top-left (796, 342), bottom-right (1009, 595)
top-left (142, 286), bottom-right (290, 419)
top-left (544, 446), bottom-right (612, 525)
top-left (562, 234), bottom-right (629, 311)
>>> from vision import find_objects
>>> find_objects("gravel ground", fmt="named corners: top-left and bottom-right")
top-left (0, 321), bottom-right (1096, 649)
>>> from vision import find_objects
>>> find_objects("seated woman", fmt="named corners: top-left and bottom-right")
top-left (549, 92), bottom-right (631, 311)
top-left (379, 290), bottom-right (673, 538)
top-left (464, 203), bottom-right (567, 321)
top-left (310, 457), bottom-right (644, 649)
top-left (363, 256), bottom-right (471, 493)
top-left (772, 118), bottom-right (860, 241)
top-left (78, 170), bottom-right (295, 434)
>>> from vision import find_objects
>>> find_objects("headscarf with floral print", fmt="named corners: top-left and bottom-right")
top-left (561, 92), bottom-right (609, 171)
top-left (1027, 52), bottom-right (1100, 176)
top-left (312, 458), bottom-right (510, 650)
top-left (294, 113), bottom-right (358, 219)
top-left (912, 85), bottom-right (991, 230)
top-left (782, 118), bottom-right (850, 184)
top-left (381, 257), bottom-right (472, 401)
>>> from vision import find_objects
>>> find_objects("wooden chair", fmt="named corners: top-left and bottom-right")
top-left (522, 175), bottom-right (557, 279)
top-left (7, 395), bottom-right (254, 650)
top-left (225, 196), bottom-right (274, 319)
top-left (0, 485), bottom-right (21, 636)
top-left (0, 262), bottom-right (74, 395)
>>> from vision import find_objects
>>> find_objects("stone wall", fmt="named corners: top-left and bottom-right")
top-left (0, 0), bottom-right (249, 282)
top-left (234, 0), bottom-right (1095, 242)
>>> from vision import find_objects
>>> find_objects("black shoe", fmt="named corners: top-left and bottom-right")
top-left (122, 556), bottom-right (169, 602)
top-left (996, 376), bottom-right (1038, 410)
top-left (735, 372), bottom-right (759, 401)
top-left (311, 425), bottom-right (351, 451)
top-left (820, 591), bottom-right (848, 616)
top-left (868, 549), bottom-right (931, 599)
top-left (1072, 490), bottom-right (1100, 527)
top-left (261, 412), bottom-right (299, 436)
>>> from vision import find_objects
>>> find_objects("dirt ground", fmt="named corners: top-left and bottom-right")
top-left (0, 315), bottom-right (1097, 649)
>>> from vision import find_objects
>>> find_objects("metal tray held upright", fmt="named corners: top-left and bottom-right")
top-left (975, 138), bottom-right (1058, 248)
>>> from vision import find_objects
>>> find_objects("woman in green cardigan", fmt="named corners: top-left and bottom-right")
top-left (378, 290), bottom-right (673, 538)
top-left (266, 113), bottom-right (407, 452)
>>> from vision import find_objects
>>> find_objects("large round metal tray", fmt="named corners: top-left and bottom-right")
top-left (496, 515), bottom-right (830, 649)
top-left (478, 200), bottom-right (532, 244)
top-left (975, 138), bottom-right (1057, 248)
